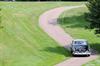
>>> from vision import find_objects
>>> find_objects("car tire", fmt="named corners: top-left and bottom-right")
top-left (87, 54), bottom-right (90, 57)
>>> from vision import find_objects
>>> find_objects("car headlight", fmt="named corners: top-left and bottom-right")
top-left (86, 51), bottom-right (89, 53)
top-left (73, 51), bottom-right (79, 54)
top-left (86, 51), bottom-right (91, 54)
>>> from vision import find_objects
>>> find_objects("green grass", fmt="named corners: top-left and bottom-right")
top-left (0, 2), bottom-right (85, 66)
top-left (58, 6), bottom-right (100, 66)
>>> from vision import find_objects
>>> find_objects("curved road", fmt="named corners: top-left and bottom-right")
top-left (39, 5), bottom-right (98, 66)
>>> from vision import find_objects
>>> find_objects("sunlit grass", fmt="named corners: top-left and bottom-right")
top-left (0, 2), bottom-right (85, 66)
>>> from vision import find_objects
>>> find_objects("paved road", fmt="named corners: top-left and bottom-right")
top-left (39, 5), bottom-right (98, 66)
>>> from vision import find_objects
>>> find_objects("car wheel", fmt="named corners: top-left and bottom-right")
top-left (87, 54), bottom-right (90, 57)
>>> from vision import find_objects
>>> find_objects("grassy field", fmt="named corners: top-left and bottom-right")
top-left (58, 6), bottom-right (100, 66)
top-left (0, 2), bottom-right (85, 66)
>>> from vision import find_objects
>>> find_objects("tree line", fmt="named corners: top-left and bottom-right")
top-left (1, 0), bottom-right (87, 1)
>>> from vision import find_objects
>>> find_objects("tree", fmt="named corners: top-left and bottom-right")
top-left (0, 0), bottom-right (87, 1)
top-left (0, 0), bottom-right (16, 1)
top-left (86, 0), bottom-right (100, 34)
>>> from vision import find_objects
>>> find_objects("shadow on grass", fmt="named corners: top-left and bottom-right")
top-left (42, 43), bottom-right (100, 57)
top-left (58, 14), bottom-right (88, 28)
top-left (90, 43), bottom-right (100, 55)
top-left (42, 46), bottom-right (71, 57)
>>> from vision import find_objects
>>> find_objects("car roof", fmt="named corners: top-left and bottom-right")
top-left (73, 39), bottom-right (87, 42)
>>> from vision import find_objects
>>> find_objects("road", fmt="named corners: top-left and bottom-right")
top-left (39, 5), bottom-right (98, 66)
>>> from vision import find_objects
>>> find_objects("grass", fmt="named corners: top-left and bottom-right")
top-left (0, 2), bottom-right (85, 66)
top-left (58, 6), bottom-right (100, 66)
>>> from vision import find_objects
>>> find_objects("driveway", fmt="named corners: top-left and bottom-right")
top-left (39, 5), bottom-right (98, 66)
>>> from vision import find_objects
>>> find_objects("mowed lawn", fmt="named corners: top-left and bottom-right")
top-left (0, 2), bottom-right (84, 66)
top-left (59, 6), bottom-right (100, 66)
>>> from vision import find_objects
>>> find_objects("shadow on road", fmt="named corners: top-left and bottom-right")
top-left (48, 18), bottom-right (58, 25)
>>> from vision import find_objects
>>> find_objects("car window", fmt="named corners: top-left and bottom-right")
top-left (74, 41), bottom-right (86, 45)
top-left (73, 45), bottom-right (88, 52)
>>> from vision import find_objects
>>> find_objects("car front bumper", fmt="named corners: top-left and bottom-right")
top-left (73, 52), bottom-right (91, 55)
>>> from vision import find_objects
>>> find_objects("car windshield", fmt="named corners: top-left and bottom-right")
top-left (74, 41), bottom-right (86, 45)
top-left (73, 45), bottom-right (89, 52)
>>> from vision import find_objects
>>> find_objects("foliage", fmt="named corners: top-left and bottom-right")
top-left (86, 0), bottom-right (100, 34)
top-left (1, 0), bottom-right (87, 1)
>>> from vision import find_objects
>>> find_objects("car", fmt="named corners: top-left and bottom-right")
top-left (71, 39), bottom-right (91, 56)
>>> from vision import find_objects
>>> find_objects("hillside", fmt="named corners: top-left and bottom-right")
top-left (0, 2), bottom-right (84, 66)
